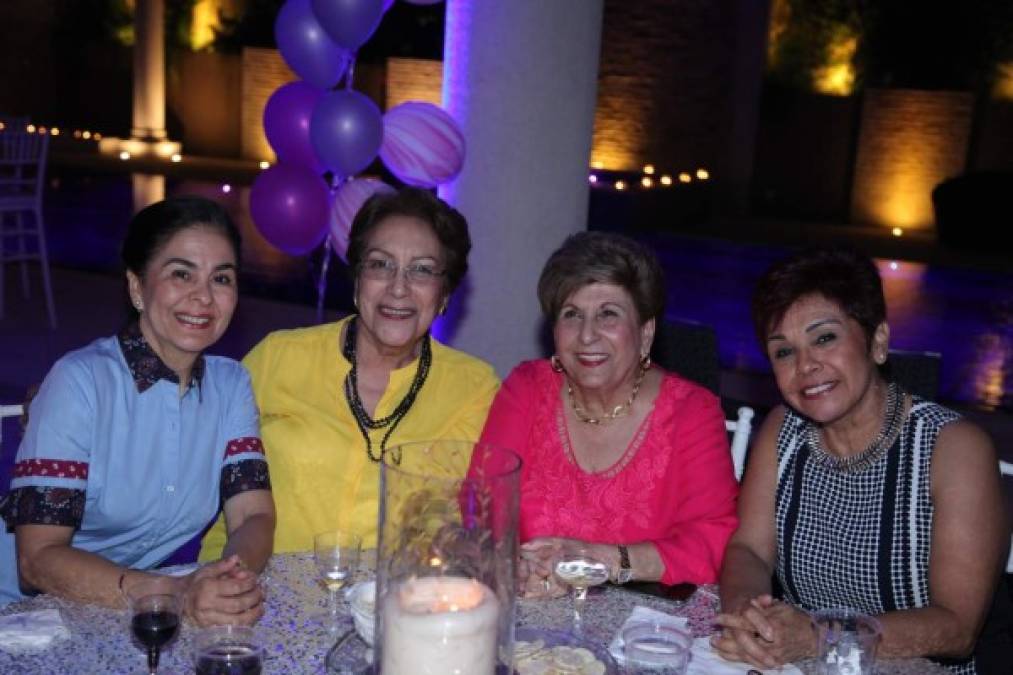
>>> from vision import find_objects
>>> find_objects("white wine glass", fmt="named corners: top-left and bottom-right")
top-left (313, 530), bottom-right (362, 630)
top-left (554, 552), bottom-right (609, 635)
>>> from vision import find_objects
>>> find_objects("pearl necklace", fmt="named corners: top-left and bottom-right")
top-left (342, 318), bottom-right (431, 463)
top-left (805, 382), bottom-right (904, 474)
top-left (567, 363), bottom-right (647, 425)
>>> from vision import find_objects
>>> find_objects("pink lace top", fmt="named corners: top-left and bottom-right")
top-left (478, 359), bottom-right (738, 585)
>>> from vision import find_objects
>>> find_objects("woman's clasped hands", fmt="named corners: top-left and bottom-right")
top-left (174, 555), bottom-right (265, 627)
top-left (712, 594), bottom-right (816, 669)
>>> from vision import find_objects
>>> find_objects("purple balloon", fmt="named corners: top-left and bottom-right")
top-left (382, 0), bottom-right (395, 11)
top-left (275, 0), bottom-right (350, 89)
top-left (380, 102), bottom-right (465, 187)
top-left (310, 89), bottom-right (383, 177)
top-left (311, 0), bottom-right (384, 50)
top-left (249, 163), bottom-right (331, 256)
top-left (264, 81), bottom-right (325, 173)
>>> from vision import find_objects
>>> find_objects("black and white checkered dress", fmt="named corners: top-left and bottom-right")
top-left (774, 398), bottom-right (975, 674)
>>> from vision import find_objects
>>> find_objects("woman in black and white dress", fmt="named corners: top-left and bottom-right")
top-left (713, 248), bottom-right (1007, 674)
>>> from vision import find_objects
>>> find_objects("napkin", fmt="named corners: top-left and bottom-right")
top-left (0, 609), bottom-right (70, 652)
top-left (686, 637), bottom-right (802, 675)
top-left (607, 605), bottom-right (690, 667)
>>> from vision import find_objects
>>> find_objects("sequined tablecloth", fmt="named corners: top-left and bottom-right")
top-left (0, 553), bottom-right (948, 674)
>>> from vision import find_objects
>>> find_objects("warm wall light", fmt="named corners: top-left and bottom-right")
top-left (678, 173), bottom-right (691, 183)
top-left (695, 169), bottom-right (709, 180)
top-left (50, 128), bottom-right (60, 136)
top-left (82, 131), bottom-right (92, 139)
top-left (660, 175), bottom-right (672, 186)
top-left (643, 164), bottom-right (655, 175)
top-left (892, 227), bottom-right (903, 237)
top-left (119, 151), bottom-right (131, 160)
top-left (170, 153), bottom-right (182, 163)
top-left (259, 160), bottom-right (270, 170)
top-left (93, 133), bottom-right (102, 140)
top-left (614, 180), bottom-right (626, 191)
top-left (641, 177), bottom-right (653, 188)
top-left (26, 124), bottom-right (36, 133)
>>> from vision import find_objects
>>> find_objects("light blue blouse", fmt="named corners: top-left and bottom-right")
top-left (0, 329), bottom-right (267, 605)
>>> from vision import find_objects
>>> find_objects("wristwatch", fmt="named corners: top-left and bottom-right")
top-left (616, 545), bottom-right (633, 584)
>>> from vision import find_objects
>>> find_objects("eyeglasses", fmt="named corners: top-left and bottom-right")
top-left (359, 258), bottom-right (445, 285)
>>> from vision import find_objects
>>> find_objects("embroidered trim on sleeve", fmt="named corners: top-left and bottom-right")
top-left (0, 486), bottom-right (86, 531)
top-left (223, 437), bottom-right (265, 459)
top-left (13, 458), bottom-right (89, 480)
top-left (220, 459), bottom-right (271, 503)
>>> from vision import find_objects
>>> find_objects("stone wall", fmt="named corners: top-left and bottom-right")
top-left (851, 89), bottom-right (974, 231)
top-left (240, 48), bottom-right (296, 161)
top-left (180, 51), bottom-right (241, 157)
top-left (592, 0), bottom-right (738, 175)
top-left (386, 58), bottom-right (442, 108)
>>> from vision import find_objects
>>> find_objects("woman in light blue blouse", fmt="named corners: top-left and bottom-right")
top-left (0, 197), bottom-right (275, 626)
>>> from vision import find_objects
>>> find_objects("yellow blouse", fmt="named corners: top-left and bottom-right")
top-left (199, 316), bottom-right (499, 556)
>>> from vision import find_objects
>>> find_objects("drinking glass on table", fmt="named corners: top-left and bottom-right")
top-left (194, 625), bottom-right (264, 675)
top-left (313, 530), bottom-right (362, 628)
top-left (125, 576), bottom-right (181, 675)
top-left (553, 551), bottom-right (609, 635)
top-left (813, 608), bottom-right (882, 675)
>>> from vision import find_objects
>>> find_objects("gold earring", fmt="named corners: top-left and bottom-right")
top-left (550, 355), bottom-right (564, 373)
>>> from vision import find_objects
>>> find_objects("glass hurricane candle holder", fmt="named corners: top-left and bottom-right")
top-left (374, 440), bottom-right (520, 675)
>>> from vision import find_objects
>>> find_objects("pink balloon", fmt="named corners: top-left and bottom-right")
top-left (249, 163), bottom-right (331, 256)
top-left (329, 178), bottom-right (396, 260)
top-left (379, 102), bottom-right (465, 188)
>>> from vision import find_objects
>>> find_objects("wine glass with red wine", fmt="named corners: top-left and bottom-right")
top-left (125, 576), bottom-right (182, 675)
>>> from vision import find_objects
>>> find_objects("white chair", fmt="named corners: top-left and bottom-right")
top-left (0, 129), bottom-right (56, 328)
top-left (727, 406), bottom-right (755, 482)
top-left (0, 403), bottom-right (24, 448)
top-left (1000, 460), bottom-right (1013, 574)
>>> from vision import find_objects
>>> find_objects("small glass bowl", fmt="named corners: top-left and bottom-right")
top-left (621, 621), bottom-right (692, 671)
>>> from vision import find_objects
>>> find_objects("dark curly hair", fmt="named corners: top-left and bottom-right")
top-left (346, 188), bottom-right (471, 295)
top-left (537, 231), bottom-right (666, 325)
top-left (752, 247), bottom-right (886, 351)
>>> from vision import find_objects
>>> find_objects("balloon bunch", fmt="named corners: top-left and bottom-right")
top-left (251, 0), bottom-right (465, 290)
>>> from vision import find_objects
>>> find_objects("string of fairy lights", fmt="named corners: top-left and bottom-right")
top-left (0, 120), bottom-right (910, 239)
top-left (589, 162), bottom-right (712, 192)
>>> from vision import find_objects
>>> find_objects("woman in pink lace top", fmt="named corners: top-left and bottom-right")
top-left (478, 232), bottom-right (738, 596)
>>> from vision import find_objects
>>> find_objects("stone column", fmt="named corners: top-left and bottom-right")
top-left (131, 0), bottom-right (167, 141)
top-left (438, 0), bottom-right (604, 376)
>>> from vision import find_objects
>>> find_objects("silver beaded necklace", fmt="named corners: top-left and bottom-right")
top-left (805, 382), bottom-right (905, 474)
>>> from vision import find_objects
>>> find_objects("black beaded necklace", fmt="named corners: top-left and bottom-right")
top-left (342, 317), bottom-right (432, 463)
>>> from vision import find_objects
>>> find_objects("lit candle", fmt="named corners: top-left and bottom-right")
top-left (382, 576), bottom-right (500, 675)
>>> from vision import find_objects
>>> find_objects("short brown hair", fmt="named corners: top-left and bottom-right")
top-left (537, 232), bottom-right (666, 324)
top-left (346, 188), bottom-right (471, 294)
top-left (752, 247), bottom-right (886, 350)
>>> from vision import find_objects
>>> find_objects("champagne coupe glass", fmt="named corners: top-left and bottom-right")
top-left (313, 530), bottom-right (362, 629)
top-left (126, 576), bottom-right (182, 675)
top-left (554, 552), bottom-right (610, 635)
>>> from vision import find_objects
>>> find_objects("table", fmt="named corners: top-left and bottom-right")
top-left (0, 553), bottom-right (949, 674)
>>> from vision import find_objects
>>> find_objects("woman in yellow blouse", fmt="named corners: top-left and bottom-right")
top-left (201, 188), bottom-right (499, 555)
